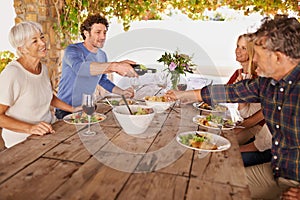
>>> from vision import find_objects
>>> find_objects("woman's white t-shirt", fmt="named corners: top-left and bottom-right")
top-left (0, 61), bottom-right (55, 148)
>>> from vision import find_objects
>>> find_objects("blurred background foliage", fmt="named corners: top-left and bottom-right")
top-left (0, 51), bottom-right (16, 73)
top-left (54, 0), bottom-right (299, 46)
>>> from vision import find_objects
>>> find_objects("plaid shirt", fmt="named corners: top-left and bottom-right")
top-left (201, 64), bottom-right (300, 181)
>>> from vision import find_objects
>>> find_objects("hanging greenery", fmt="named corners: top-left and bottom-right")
top-left (53, 0), bottom-right (299, 46)
top-left (0, 51), bottom-right (16, 74)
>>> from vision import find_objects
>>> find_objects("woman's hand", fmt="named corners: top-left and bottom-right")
top-left (281, 186), bottom-right (300, 200)
top-left (28, 122), bottom-right (55, 136)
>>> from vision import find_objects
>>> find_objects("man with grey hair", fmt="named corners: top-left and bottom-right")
top-left (166, 15), bottom-right (300, 199)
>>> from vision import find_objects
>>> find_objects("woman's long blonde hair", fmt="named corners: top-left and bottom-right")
top-left (237, 33), bottom-right (257, 77)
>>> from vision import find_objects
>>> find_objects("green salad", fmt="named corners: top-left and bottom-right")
top-left (206, 114), bottom-right (233, 126)
top-left (69, 113), bottom-right (104, 123)
top-left (133, 107), bottom-right (153, 115)
top-left (179, 133), bottom-right (208, 145)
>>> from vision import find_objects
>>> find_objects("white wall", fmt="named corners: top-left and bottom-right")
top-left (0, 0), bottom-right (16, 53)
top-left (104, 18), bottom-right (262, 84)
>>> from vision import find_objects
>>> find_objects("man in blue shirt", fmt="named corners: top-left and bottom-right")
top-left (56, 14), bottom-right (137, 119)
top-left (166, 15), bottom-right (300, 199)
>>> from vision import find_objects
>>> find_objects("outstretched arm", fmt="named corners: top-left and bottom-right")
top-left (90, 60), bottom-right (138, 77)
top-left (50, 95), bottom-right (81, 113)
top-left (165, 89), bottom-right (202, 103)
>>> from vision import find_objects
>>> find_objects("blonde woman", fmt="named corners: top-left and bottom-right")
top-left (228, 34), bottom-right (272, 167)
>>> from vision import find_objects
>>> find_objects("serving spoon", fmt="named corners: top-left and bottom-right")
top-left (121, 95), bottom-right (133, 115)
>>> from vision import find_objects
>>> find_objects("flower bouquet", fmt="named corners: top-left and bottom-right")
top-left (157, 51), bottom-right (196, 90)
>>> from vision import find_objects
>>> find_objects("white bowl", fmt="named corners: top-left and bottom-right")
top-left (144, 97), bottom-right (175, 113)
top-left (112, 105), bottom-right (155, 134)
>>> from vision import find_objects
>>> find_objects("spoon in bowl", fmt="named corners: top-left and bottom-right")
top-left (121, 95), bottom-right (133, 115)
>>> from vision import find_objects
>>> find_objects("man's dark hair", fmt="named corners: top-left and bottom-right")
top-left (80, 14), bottom-right (109, 40)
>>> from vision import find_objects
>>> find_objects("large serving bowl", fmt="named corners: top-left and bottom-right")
top-left (144, 96), bottom-right (175, 113)
top-left (112, 105), bottom-right (155, 134)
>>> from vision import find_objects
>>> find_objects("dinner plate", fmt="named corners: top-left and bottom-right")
top-left (63, 112), bottom-right (106, 125)
top-left (192, 115), bottom-right (235, 131)
top-left (176, 131), bottom-right (231, 152)
top-left (192, 102), bottom-right (228, 113)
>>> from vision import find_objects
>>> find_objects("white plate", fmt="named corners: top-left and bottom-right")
top-left (176, 131), bottom-right (231, 152)
top-left (63, 112), bottom-right (106, 125)
top-left (192, 115), bottom-right (235, 131)
top-left (192, 102), bottom-right (228, 113)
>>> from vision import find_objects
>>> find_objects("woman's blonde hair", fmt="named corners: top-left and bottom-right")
top-left (9, 21), bottom-right (43, 57)
top-left (238, 34), bottom-right (256, 76)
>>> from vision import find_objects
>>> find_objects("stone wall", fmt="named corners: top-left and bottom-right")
top-left (13, 0), bottom-right (61, 91)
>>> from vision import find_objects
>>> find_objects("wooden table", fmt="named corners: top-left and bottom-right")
top-left (0, 103), bottom-right (251, 200)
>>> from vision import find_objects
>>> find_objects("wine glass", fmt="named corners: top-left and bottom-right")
top-left (177, 75), bottom-right (187, 91)
top-left (154, 72), bottom-right (168, 95)
top-left (130, 77), bottom-right (141, 97)
top-left (82, 93), bottom-right (96, 136)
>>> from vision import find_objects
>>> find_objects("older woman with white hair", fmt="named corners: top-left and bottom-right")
top-left (0, 21), bottom-right (78, 148)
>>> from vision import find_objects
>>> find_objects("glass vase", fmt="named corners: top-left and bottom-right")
top-left (169, 71), bottom-right (187, 91)
top-left (170, 71), bottom-right (180, 90)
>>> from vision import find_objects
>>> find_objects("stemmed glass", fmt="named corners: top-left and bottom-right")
top-left (154, 72), bottom-right (168, 95)
top-left (130, 77), bottom-right (141, 97)
top-left (82, 93), bottom-right (96, 136)
top-left (177, 75), bottom-right (187, 91)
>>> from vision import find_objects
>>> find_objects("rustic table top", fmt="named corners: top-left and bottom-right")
top-left (0, 103), bottom-right (251, 200)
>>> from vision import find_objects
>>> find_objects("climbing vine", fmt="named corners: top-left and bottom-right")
top-left (53, 0), bottom-right (299, 46)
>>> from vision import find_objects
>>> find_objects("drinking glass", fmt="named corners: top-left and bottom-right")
top-left (130, 77), bottom-right (140, 89)
top-left (154, 72), bottom-right (168, 95)
top-left (130, 77), bottom-right (141, 97)
top-left (177, 75), bottom-right (187, 91)
top-left (82, 93), bottom-right (96, 136)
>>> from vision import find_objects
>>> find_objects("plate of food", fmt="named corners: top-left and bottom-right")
top-left (192, 114), bottom-right (235, 130)
top-left (176, 131), bottom-right (231, 152)
top-left (193, 102), bottom-right (228, 113)
top-left (63, 112), bottom-right (106, 125)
